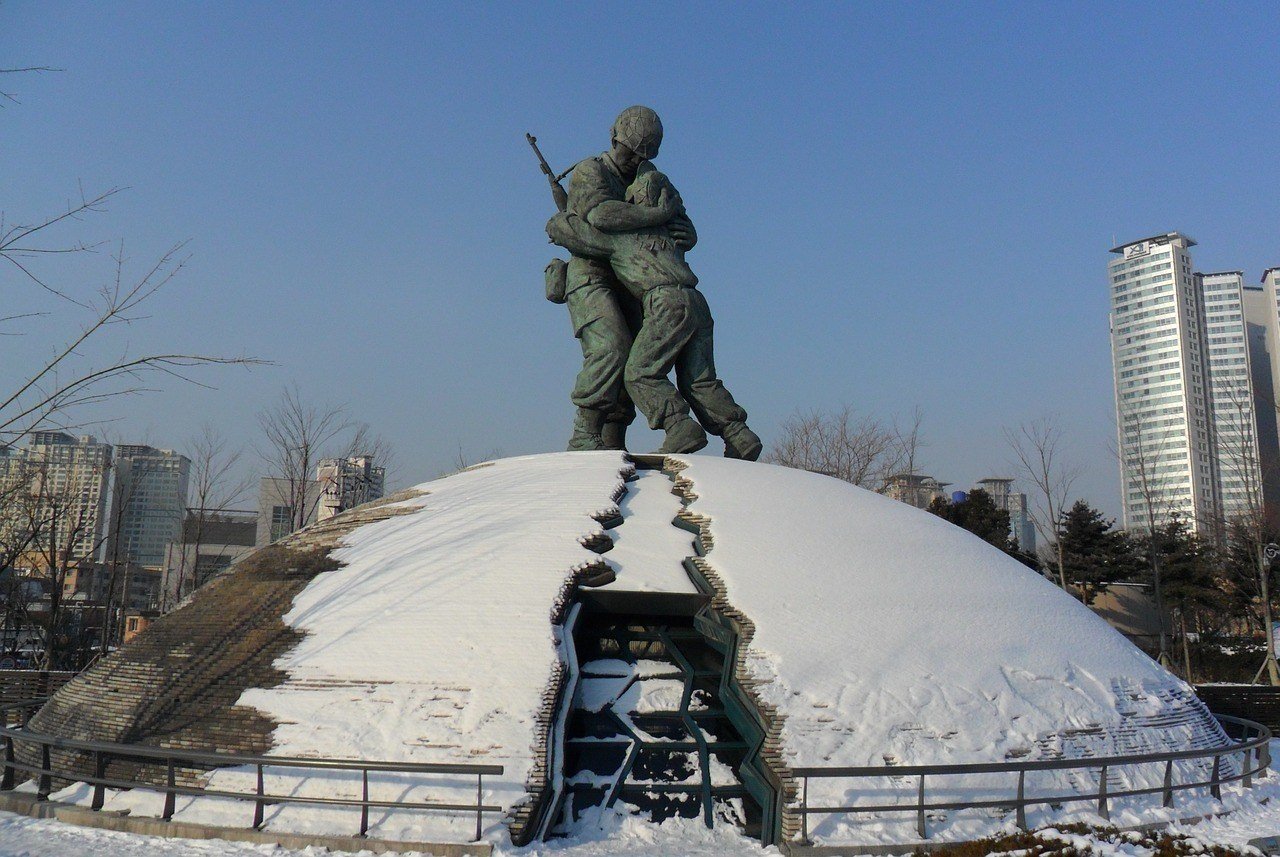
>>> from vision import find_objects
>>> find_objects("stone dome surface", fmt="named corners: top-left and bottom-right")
top-left (27, 451), bottom-right (1230, 847)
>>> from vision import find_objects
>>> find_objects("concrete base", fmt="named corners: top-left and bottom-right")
top-left (0, 790), bottom-right (491, 856)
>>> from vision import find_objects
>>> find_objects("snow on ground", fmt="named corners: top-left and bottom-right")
top-left (674, 456), bottom-right (1236, 841)
top-left (0, 807), bottom-right (778, 857)
top-left (598, 468), bottom-right (698, 593)
top-left (109, 452), bottom-right (632, 843)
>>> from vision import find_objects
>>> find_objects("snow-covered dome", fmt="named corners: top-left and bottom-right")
top-left (29, 451), bottom-right (1230, 849)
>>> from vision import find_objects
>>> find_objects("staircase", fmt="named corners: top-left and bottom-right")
top-left (553, 609), bottom-right (763, 838)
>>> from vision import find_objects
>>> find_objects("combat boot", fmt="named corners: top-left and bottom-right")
top-left (722, 421), bottom-right (763, 461)
top-left (601, 420), bottom-right (628, 451)
top-left (658, 416), bottom-right (708, 454)
top-left (568, 408), bottom-right (607, 451)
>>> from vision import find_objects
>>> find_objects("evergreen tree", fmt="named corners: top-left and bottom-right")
top-left (1156, 516), bottom-right (1224, 681)
top-left (928, 489), bottom-right (1011, 550)
top-left (1055, 500), bottom-right (1138, 605)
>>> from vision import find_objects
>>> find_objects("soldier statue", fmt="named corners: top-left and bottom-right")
top-left (533, 106), bottom-right (761, 460)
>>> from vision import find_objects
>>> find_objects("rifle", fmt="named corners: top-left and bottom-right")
top-left (526, 133), bottom-right (570, 212)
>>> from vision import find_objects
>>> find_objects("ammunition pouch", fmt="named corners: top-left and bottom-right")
top-left (545, 258), bottom-right (568, 304)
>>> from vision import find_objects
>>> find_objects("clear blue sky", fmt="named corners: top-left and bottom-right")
top-left (4, 2), bottom-right (1278, 516)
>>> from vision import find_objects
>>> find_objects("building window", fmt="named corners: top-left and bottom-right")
top-left (270, 505), bottom-right (294, 542)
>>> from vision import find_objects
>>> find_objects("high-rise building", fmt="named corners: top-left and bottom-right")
top-left (1110, 234), bottom-right (1280, 533)
top-left (1109, 233), bottom-right (1218, 532)
top-left (974, 477), bottom-right (1036, 552)
top-left (1198, 272), bottom-right (1276, 524)
top-left (0, 432), bottom-right (113, 563)
top-left (108, 445), bottom-right (191, 569)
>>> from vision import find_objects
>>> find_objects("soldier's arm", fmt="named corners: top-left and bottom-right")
top-left (570, 159), bottom-right (677, 233)
top-left (586, 196), bottom-right (678, 232)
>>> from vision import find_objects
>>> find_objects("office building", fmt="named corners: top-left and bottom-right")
top-left (162, 509), bottom-right (257, 607)
top-left (316, 456), bottom-right (386, 521)
top-left (974, 477), bottom-right (1036, 552)
top-left (883, 473), bottom-right (949, 509)
top-left (257, 455), bottom-right (388, 545)
top-left (108, 445), bottom-right (191, 569)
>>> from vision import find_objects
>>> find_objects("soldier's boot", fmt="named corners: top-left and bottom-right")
top-left (568, 408), bottom-right (607, 451)
top-left (658, 416), bottom-right (708, 455)
top-left (601, 420), bottom-right (628, 451)
top-left (722, 421), bottom-right (763, 461)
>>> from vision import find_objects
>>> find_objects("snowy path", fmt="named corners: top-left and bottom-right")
top-left (0, 808), bottom-right (779, 857)
top-left (598, 468), bottom-right (698, 594)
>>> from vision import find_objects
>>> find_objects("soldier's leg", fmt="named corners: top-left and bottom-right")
top-left (602, 291), bottom-right (644, 451)
top-left (675, 290), bottom-right (761, 460)
top-left (625, 286), bottom-right (706, 453)
top-left (568, 282), bottom-right (631, 451)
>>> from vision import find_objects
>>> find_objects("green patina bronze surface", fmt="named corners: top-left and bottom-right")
top-left (537, 107), bottom-right (761, 461)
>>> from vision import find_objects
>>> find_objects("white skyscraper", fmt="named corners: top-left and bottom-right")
top-left (1109, 233), bottom-right (1217, 532)
top-left (1111, 236), bottom-right (1280, 534)
top-left (1198, 272), bottom-right (1274, 524)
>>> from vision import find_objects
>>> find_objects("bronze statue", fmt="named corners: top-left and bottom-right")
top-left (532, 107), bottom-right (761, 460)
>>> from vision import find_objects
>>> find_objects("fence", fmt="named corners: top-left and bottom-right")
top-left (1, 699), bottom-right (504, 841)
top-left (791, 714), bottom-right (1270, 843)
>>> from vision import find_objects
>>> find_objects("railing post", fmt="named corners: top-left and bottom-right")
top-left (1244, 748), bottom-right (1254, 789)
top-left (801, 776), bottom-right (810, 845)
top-left (253, 763), bottom-right (265, 829)
top-left (1162, 759), bottom-right (1174, 807)
top-left (1262, 741), bottom-right (1271, 779)
top-left (91, 751), bottom-right (106, 810)
top-left (1097, 765), bottom-right (1109, 821)
top-left (2, 736), bottom-right (14, 791)
top-left (359, 767), bottom-right (369, 837)
top-left (37, 741), bottom-right (51, 800)
top-left (917, 774), bottom-right (927, 840)
top-left (475, 773), bottom-right (484, 842)
top-left (163, 757), bottom-right (176, 820)
top-left (1015, 770), bottom-right (1027, 831)
top-left (1210, 755), bottom-right (1221, 800)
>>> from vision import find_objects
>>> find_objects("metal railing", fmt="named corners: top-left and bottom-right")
top-left (791, 714), bottom-right (1271, 843)
top-left (1, 699), bottom-right (504, 842)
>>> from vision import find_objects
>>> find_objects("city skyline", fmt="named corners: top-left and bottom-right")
top-left (4, 3), bottom-right (1279, 520)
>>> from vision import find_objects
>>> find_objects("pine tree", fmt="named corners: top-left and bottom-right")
top-left (928, 489), bottom-right (1012, 550)
top-left (1156, 516), bottom-right (1223, 681)
top-left (1055, 500), bottom-right (1138, 605)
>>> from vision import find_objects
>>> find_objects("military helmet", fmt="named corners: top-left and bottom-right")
top-left (611, 105), bottom-right (663, 159)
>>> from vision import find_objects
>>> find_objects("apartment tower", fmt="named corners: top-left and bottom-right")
top-left (1109, 233), bottom-right (1217, 531)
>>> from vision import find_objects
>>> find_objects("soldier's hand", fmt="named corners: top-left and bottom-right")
top-left (668, 219), bottom-right (694, 249)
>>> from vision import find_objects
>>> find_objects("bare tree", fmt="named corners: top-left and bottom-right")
top-left (2, 190), bottom-right (262, 445)
top-left (766, 405), bottom-right (922, 489)
top-left (1111, 400), bottom-right (1195, 670)
top-left (257, 387), bottom-right (392, 539)
top-left (168, 425), bottom-right (252, 609)
top-left (2, 450), bottom-right (110, 669)
top-left (1206, 381), bottom-right (1280, 684)
top-left (1005, 417), bottom-right (1083, 597)
top-left (0, 65), bottom-right (59, 107)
